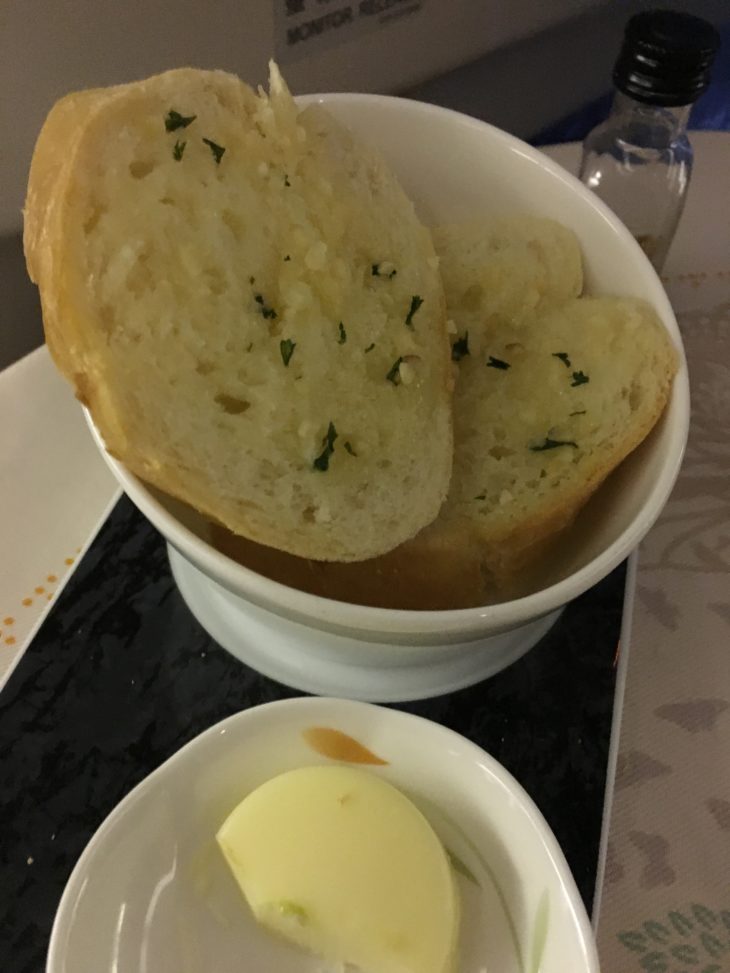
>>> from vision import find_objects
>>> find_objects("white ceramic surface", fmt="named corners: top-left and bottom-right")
top-left (0, 348), bottom-right (120, 685)
top-left (85, 92), bottom-right (689, 687)
top-left (47, 697), bottom-right (600, 973)
top-left (169, 544), bottom-right (563, 701)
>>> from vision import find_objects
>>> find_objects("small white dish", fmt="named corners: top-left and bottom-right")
top-left (48, 697), bottom-right (599, 973)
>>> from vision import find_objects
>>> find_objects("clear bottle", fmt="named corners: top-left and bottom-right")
top-left (579, 10), bottom-right (719, 272)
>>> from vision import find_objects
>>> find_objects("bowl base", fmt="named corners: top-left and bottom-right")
top-left (169, 545), bottom-right (562, 702)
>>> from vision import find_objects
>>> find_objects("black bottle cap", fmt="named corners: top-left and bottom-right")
top-left (613, 9), bottom-right (720, 106)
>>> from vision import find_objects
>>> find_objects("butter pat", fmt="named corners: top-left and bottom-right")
top-left (216, 765), bottom-right (459, 973)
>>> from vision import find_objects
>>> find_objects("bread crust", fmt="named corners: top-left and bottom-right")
top-left (24, 68), bottom-right (453, 562)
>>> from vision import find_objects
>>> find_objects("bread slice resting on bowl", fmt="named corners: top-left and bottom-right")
top-left (24, 64), bottom-right (453, 562)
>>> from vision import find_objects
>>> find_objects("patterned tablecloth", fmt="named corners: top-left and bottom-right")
top-left (600, 295), bottom-right (730, 972)
top-left (1, 133), bottom-right (728, 971)
top-left (581, 133), bottom-right (729, 972)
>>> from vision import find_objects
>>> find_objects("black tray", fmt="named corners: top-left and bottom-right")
top-left (0, 496), bottom-right (625, 972)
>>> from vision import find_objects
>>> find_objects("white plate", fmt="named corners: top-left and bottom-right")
top-left (48, 698), bottom-right (599, 973)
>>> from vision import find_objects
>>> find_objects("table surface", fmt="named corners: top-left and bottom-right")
top-left (1, 133), bottom-right (728, 973)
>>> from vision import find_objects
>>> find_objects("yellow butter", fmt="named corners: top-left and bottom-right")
top-left (216, 765), bottom-right (459, 973)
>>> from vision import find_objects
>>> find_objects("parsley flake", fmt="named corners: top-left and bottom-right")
top-left (280, 339), bottom-right (296, 367)
top-left (344, 441), bottom-right (357, 456)
top-left (372, 262), bottom-right (397, 279)
top-left (386, 357), bottom-right (404, 385)
top-left (172, 140), bottom-right (186, 161)
top-left (451, 332), bottom-right (470, 362)
top-left (474, 493), bottom-right (486, 500)
top-left (405, 295), bottom-right (423, 329)
top-left (553, 352), bottom-right (571, 367)
top-left (570, 410), bottom-right (586, 416)
top-left (202, 138), bottom-right (225, 164)
top-left (283, 255), bottom-right (291, 262)
top-left (313, 422), bottom-right (338, 471)
top-left (337, 322), bottom-right (347, 344)
top-left (284, 173), bottom-right (291, 187)
top-left (165, 110), bottom-right (196, 132)
top-left (364, 343), bottom-right (375, 353)
top-left (571, 371), bottom-right (589, 387)
top-left (529, 437), bottom-right (578, 452)
top-left (254, 294), bottom-right (277, 320)
top-left (487, 356), bottom-right (510, 370)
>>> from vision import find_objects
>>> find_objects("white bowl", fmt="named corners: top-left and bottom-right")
top-left (87, 93), bottom-right (688, 699)
top-left (47, 697), bottom-right (599, 973)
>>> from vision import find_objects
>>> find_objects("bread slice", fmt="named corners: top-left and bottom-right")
top-left (24, 65), bottom-right (453, 562)
top-left (421, 290), bottom-right (678, 592)
top-left (432, 216), bottom-right (583, 331)
top-left (205, 218), bottom-right (678, 608)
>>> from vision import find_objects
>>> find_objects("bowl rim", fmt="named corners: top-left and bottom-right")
top-left (46, 696), bottom-right (599, 972)
top-left (87, 91), bottom-right (689, 635)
